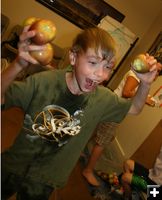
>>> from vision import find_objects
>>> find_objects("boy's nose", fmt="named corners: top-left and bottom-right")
top-left (94, 66), bottom-right (104, 78)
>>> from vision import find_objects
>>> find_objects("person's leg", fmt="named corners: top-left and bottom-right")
top-left (123, 159), bottom-right (135, 173)
top-left (82, 122), bottom-right (118, 186)
top-left (121, 161), bottom-right (149, 199)
top-left (121, 174), bottom-right (149, 199)
top-left (121, 172), bottom-right (133, 200)
top-left (82, 144), bottom-right (104, 186)
top-left (131, 162), bottom-right (149, 192)
top-left (121, 160), bottom-right (135, 199)
top-left (16, 178), bottom-right (53, 200)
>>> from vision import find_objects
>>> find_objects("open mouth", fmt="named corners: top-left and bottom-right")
top-left (85, 78), bottom-right (100, 89)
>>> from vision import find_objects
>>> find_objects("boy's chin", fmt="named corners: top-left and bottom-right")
top-left (84, 86), bottom-right (97, 93)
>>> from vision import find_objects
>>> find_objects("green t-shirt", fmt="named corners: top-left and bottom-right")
top-left (2, 67), bottom-right (131, 188)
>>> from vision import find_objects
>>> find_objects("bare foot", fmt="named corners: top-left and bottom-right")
top-left (82, 169), bottom-right (100, 186)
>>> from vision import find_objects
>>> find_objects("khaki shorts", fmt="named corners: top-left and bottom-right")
top-left (94, 122), bottom-right (119, 146)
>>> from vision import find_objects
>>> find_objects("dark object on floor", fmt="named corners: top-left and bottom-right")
top-left (80, 148), bottom-right (123, 200)
top-left (80, 147), bottom-right (146, 200)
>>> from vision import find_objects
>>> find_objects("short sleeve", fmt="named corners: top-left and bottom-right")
top-left (4, 76), bottom-right (36, 111)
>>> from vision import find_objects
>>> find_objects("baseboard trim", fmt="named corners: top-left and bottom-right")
top-left (114, 137), bottom-right (126, 158)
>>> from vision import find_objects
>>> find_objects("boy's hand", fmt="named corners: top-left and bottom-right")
top-left (16, 26), bottom-right (44, 69)
top-left (132, 53), bottom-right (161, 85)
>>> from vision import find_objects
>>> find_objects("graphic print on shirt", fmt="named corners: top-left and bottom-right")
top-left (24, 105), bottom-right (84, 145)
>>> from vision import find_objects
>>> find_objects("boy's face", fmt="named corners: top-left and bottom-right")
top-left (70, 48), bottom-right (115, 93)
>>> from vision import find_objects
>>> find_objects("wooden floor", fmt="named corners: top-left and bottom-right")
top-left (1, 107), bottom-right (94, 200)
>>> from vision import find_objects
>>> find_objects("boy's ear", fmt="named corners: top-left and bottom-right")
top-left (69, 50), bottom-right (77, 65)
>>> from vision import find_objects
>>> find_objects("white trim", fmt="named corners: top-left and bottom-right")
top-left (114, 137), bottom-right (126, 158)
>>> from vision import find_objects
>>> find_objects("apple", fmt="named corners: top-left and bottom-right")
top-left (132, 54), bottom-right (150, 73)
top-left (23, 17), bottom-right (39, 27)
top-left (109, 174), bottom-right (113, 179)
top-left (109, 178), bottom-right (113, 184)
top-left (29, 19), bottom-right (56, 45)
top-left (30, 43), bottom-right (54, 65)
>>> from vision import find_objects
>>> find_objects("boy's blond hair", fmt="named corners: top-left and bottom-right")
top-left (71, 27), bottom-right (116, 61)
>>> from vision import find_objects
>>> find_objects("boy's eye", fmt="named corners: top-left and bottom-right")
top-left (105, 62), bottom-right (115, 70)
top-left (89, 61), bottom-right (97, 65)
top-left (105, 65), bottom-right (112, 70)
top-left (105, 65), bottom-right (114, 73)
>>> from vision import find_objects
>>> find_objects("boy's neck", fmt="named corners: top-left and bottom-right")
top-left (66, 72), bottom-right (83, 95)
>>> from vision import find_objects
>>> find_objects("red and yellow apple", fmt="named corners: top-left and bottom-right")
top-left (132, 54), bottom-right (150, 73)
top-left (23, 17), bottom-right (39, 27)
top-left (22, 17), bottom-right (56, 65)
top-left (30, 43), bottom-right (54, 65)
top-left (29, 19), bottom-right (56, 45)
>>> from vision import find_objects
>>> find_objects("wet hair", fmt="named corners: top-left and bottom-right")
top-left (71, 27), bottom-right (116, 61)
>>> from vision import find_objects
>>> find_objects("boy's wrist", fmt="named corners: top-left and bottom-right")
top-left (14, 57), bottom-right (28, 71)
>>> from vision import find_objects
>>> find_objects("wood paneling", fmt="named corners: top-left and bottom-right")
top-left (1, 107), bottom-right (24, 152)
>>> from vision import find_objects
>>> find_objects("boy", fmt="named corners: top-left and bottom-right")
top-left (1, 25), bottom-right (159, 200)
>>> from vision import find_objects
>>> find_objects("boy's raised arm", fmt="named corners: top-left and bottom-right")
top-left (128, 54), bottom-right (161, 114)
top-left (1, 26), bottom-right (43, 104)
